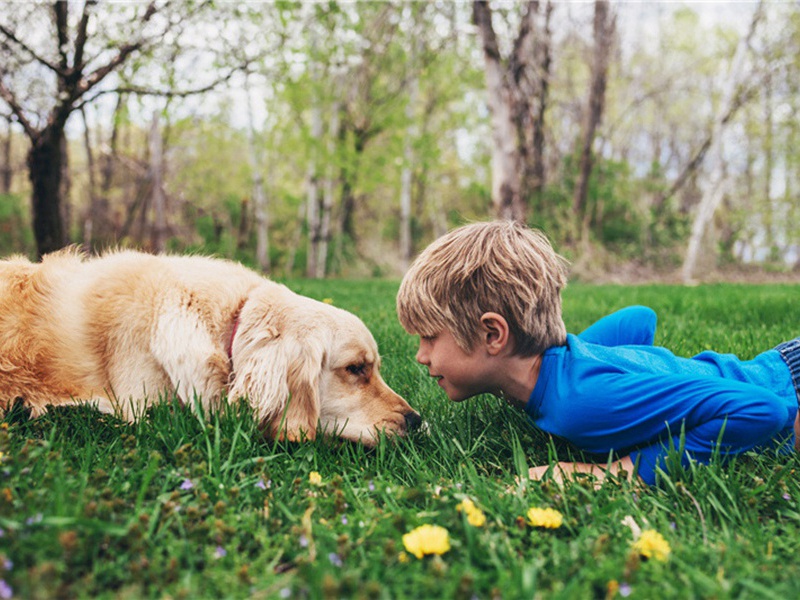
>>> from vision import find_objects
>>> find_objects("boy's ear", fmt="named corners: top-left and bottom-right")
top-left (479, 312), bottom-right (510, 355)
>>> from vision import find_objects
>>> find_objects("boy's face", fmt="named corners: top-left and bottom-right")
top-left (415, 329), bottom-right (493, 402)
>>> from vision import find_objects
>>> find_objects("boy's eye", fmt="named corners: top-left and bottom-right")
top-left (346, 364), bottom-right (366, 376)
top-left (420, 335), bottom-right (437, 342)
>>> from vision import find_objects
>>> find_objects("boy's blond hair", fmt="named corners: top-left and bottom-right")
top-left (397, 220), bottom-right (569, 357)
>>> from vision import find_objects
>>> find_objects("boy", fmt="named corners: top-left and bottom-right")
top-left (396, 221), bottom-right (800, 486)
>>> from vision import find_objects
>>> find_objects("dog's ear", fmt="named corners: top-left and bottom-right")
top-left (228, 299), bottom-right (322, 442)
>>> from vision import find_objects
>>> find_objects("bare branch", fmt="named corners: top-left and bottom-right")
top-left (53, 1), bottom-right (70, 73)
top-left (0, 23), bottom-right (63, 75)
top-left (0, 80), bottom-right (36, 139)
top-left (73, 0), bottom-right (98, 73)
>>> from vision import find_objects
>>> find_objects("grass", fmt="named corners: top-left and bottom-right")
top-left (2, 281), bottom-right (800, 598)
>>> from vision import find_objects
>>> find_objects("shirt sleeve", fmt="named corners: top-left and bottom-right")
top-left (550, 371), bottom-right (794, 486)
top-left (576, 306), bottom-right (657, 347)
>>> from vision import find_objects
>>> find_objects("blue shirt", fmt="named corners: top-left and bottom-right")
top-left (525, 306), bottom-right (797, 485)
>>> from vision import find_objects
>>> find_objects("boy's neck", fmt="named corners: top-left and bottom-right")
top-left (496, 353), bottom-right (543, 411)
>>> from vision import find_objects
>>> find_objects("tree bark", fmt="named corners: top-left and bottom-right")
top-left (28, 125), bottom-right (68, 257)
top-left (1, 118), bottom-right (11, 195)
top-left (681, 1), bottom-right (763, 283)
top-left (473, 0), bottom-right (524, 222)
top-left (149, 110), bottom-right (166, 253)
top-left (245, 75), bottom-right (270, 273)
top-left (573, 0), bottom-right (615, 242)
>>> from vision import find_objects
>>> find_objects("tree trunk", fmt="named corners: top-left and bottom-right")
top-left (530, 0), bottom-right (553, 208)
top-left (573, 0), bottom-right (615, 243)
top-left (316, 97), bottom-right (341, 279)
top-left (399, 48), bottom-right (419, 270)
top-left (306, 101), bottom-right (323, 278)
top-left (28, 125), bottom-right (68, 258)
top-left (245, 75), bottom-right (270, 273)
top-left (80, 107), bottom-right (98, 251)
top-left (1, 118), bottom-right (11, 195)
top-left (473, 0), bottom-right (525, 222)
top-left (149, 110), bottom-right (166, 253)
top-left (681, 2), bottom-right (763, 283)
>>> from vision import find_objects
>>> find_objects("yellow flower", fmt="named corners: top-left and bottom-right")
top-left (309, 471), bottom-right (322, 486)
top-left (526, 507), bottom-right (563, 529)
top-left (322, 298), bottom-right (334, 305)
top-left (402, 524), bottom-right (451, 559)
top-left (456, 498), bottom-right (487, 527)
top-left (398, 551), bottom-right (409, 563)
top-left (632, 529), bottom-right (671, 562)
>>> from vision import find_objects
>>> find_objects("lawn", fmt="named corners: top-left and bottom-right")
top-left (1, 281), bottom-right (800, 598)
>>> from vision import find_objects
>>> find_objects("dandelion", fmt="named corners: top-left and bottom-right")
top-left (398, 551), bottom-right (409, 563)
top-left (632, 529), bottom-right (671, 562)
top-left (456, 498), bottom-right (486, 527)
top-left (309, 471), bottom-right (322, 486)
top-left (402, 524), bottom-right (451, 559)
top-left (179, 479), bottom-right (194, 491)
top-left (322, 298), bottom-right (334, 304)
top-left (526, 507), bottom-right (563, 529)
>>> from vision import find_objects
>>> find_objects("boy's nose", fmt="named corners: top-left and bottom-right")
top-left (415, 346), bottom-right (428, 365)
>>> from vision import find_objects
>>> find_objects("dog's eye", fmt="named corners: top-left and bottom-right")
top-left (346, 364), bottom-right (366, 376)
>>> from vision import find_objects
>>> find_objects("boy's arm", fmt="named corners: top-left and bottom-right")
top-left (577, 306), bottom-right (657, 347)
top-left (555, 373), bottom-right (793, 486)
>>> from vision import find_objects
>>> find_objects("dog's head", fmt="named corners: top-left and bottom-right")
top-left (228, 284), bottom-right (421, 445)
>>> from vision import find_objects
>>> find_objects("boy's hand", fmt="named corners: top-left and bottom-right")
top-left (528, 456), bottom-right (637, 486)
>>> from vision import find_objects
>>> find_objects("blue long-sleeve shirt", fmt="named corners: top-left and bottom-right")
top-left (525, 306), bottom-right (797, 485)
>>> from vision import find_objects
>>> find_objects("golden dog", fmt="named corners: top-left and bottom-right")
top-left (0, 249), bottom-right (421, 444)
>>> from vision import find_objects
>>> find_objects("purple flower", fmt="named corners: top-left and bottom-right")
top-left (255, 479), bottom-right (267, 490)
top-left (214, 546), bottom-right (227, 559)
top-left (1, 558), bottom-right (11, 571)
top-left (279, 588), bottom-right (291, 599)
top-left (341, 515), bottom-right (348, 525)
top-left (620, 582), bottom-right (632, 597)
top-left (299, 534), bottom-right (308, 548)
top-left (783, 493), bottom-right (791, 501)
top-left (0, 579), bottom-right (11, 600)
top-left (179, 479), bottom-right (194, 491)
top-left (328, 552), bottom-right (343, 567)
top-left (368, 480), bottom-right (375, 492)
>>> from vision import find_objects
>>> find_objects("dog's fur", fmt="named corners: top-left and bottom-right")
top-left (0, 249), bottom-right (420, 444)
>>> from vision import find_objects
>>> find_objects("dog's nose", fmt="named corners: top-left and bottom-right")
top-left (404, 411), bottom-right (423, 431)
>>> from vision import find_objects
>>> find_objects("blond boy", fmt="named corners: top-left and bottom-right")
top-left (397, 221), bottom-right (800, 485)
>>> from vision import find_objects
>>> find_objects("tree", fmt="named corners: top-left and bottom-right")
top-left (681, 1), bottom-right (764, 282)
top-left (472, 0), bottom-right (553, 222)
top-left (573, 0), bottom-right (615, 244)
top-left (0, 1), bottom-right (249, 258)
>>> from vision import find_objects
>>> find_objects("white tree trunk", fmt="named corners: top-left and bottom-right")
top-left (245, 75), bottom-right (270, 273)
top-left (681, 1), bottom-right (763, 283)
top-left (149, 110), bottom-right (166, 253)
top-left (399, 38), bottom-right (419, 270)
top-left (317, 97), bottom-right (341, 279)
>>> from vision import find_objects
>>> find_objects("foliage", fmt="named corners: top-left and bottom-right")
top-left (2, 281), bottom-right (800, 598)
top-left (0, 194), bottom-right (34, 256)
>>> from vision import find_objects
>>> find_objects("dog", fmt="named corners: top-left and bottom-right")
top-left (0, 248), bottom-right (421, 444)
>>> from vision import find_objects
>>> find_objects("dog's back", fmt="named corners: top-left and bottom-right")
top-left (0, 249), bottom-right (262, 415)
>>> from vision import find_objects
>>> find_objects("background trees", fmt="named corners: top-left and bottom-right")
top-left (1, 1), bottom-right (797, 278)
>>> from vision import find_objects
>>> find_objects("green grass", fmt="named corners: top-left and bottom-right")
top-left (2, 281), bottom-right (800, 598)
